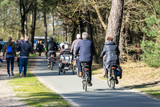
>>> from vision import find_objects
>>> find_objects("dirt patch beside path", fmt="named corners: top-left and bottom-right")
top-left (0, 58), bottom-right (28, 107)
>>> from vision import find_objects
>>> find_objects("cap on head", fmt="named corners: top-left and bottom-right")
top-left (64, 44), bottom-right (69, 49)
top-left (76, 34), bottom-right (81, 39)
top-left (82, 32), bottom-right (88, 39)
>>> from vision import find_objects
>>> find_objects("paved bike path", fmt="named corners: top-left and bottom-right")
top-left (32, 57), bottom-right (160, 107)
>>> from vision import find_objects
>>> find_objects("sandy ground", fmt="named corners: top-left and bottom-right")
top-left (0, 57), bottom-right (28, 107)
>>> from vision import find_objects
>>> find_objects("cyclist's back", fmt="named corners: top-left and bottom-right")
top-left (47, 37), bottom-right (58, 66)
top-left (48, 40), bottom-right (57, 51)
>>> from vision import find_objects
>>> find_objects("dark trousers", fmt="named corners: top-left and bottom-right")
top-left (6, 57), bottom-right (14, 75)
top-left (38, 51), bottom-right (42, 56)
top-left (48, 51), bottom-right (56, 65)
top-left (19, 58), bottom-right (28, 76)
top-left (77, 58), bottom-right (82, 73)
top-left (80, 61), bottom-right (92, 81)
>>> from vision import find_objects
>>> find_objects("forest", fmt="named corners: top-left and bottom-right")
top-left (0, 0), bottom-right (160, 67)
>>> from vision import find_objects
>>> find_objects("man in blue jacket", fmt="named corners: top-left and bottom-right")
top-left (18, 37), bottom-right (31, 77)
top-left (75, 32), bottom-right (95, 86)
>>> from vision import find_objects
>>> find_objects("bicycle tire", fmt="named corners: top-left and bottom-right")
top-left (63, 69), bottom-right (65, 74)
top-left (84, 72), bottom-right (88, 92)
top-left (58, 68), bottom-right (61, 75)
top-left (110, 79), bottom-right (115, 89)
top-left (51, 62), bottom-right (53, 70)
top-left (107, 77), bottom-right (111, 87)
top-left (82, 80), bottom-right (85, 90)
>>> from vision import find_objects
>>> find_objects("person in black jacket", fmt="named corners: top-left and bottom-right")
top-left (18, 37), bottom-right (31, 77)
top-left (47, 37), bottom-right (58, 67)
top-left (37, 40), bottom-right (44, 56)
top-left (100, 37), bottom-right (120, 83)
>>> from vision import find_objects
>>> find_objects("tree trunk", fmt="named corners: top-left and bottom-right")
top-left (86, 10), bottom-right (93, 41)
top-left (30, 0), bottom-right (37, 53)
top-left (51, 12), bottom-right (55, 36)
top-left (106, 0), bottom-right (124, 46)
top-left (24, 16), bottom-right (28, 38)
top-left (43, 11), bottom-right (48, 50)
top-left (65, 25), bottom-right (68, 42)
top-left (71, 22), bottom-right (78, 42)
top-left (21, 16), bottom-right (25, 37)
top-left (119, 9), bottom-right (130, 62)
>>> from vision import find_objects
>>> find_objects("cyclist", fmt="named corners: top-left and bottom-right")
top-left (100, 36), bottom-right (120, 84)
top-left (47, 37), bottom-right (58, 68)
top-left (75, 32), bottom-right (95, 86)
top-left (70, 34), bottom-right (81, 74)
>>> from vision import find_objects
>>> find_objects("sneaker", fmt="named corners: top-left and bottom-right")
top-left (7, 74), bottom-right (10, 77)
top-left (20, 72), bottom-right (23, 77)
top-left (78, 72), bottom-right (82, 77)
top-left (88, 81), bottom-right (92, 86)
top-left (11, 72), bottom-right (14, 76)
top-left (23, 75), bottom-right (26, 77)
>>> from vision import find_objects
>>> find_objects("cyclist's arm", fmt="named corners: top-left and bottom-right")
top-left (75, 42), bottom-right (80, 56)
top-left (100, 45), bottom-right (106, 57)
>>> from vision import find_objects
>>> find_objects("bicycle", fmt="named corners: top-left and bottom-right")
top-left (50, 54), bottom-right (56, 70)
top-left (81, 62), bottom-right (90, 92)
top-left (107, 64), bottom-right (121, 89)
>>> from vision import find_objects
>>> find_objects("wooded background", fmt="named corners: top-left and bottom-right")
top-left (0, 0), bottom-right (160, 66)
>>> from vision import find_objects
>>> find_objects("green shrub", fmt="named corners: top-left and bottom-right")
top-left (141, 16), bottom-right (160, 67)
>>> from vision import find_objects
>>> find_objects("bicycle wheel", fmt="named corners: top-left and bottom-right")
top-left (107, 77), bottom-right (111, 87)
top-left (82, 80), bottom-right (85, 90)
top-left (63, 69), bottom-right (65, 74)
top-left (110, 78), bottom-right (115, 89)
top-left (59, 68), bottom-right (62, 75)
top-left (72, 69), bottom-right (74, 75)
top-left (84, 72), bottom-right (88, 92)
top-left (51, 62), bottom-right (54, 70)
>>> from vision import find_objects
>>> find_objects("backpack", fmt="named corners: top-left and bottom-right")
top-left (7, 45), bottom-right (13, 54)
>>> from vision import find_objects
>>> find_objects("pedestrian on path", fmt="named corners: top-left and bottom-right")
top-left (2, 37), bottom-right (17, 77)
top-left (37, 40), bottom-right (44, 56)
top-left (18, 37), bottom-right (31, 77)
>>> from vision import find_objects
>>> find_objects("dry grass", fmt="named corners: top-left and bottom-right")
top-left (92, 61), bottom-right (160, 99)
top-left (119, 61), bottom-right (160, 87)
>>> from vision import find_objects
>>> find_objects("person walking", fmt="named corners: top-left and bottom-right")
top-left (75, 32), bottom-right (95, 86)
top-left (37, 40), bottom-right (44, 56)
top-left (2, 37), bottom-right (17, 77)
top-left (18, 37), bottom-right (31, 77)
top-left (17, 37), bottom-right (24, 67)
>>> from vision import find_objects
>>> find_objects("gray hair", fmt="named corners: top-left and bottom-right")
top-left (76, 34), bottom-right (81, 39)
top-left (82, 32), bottom-right (88, 39)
